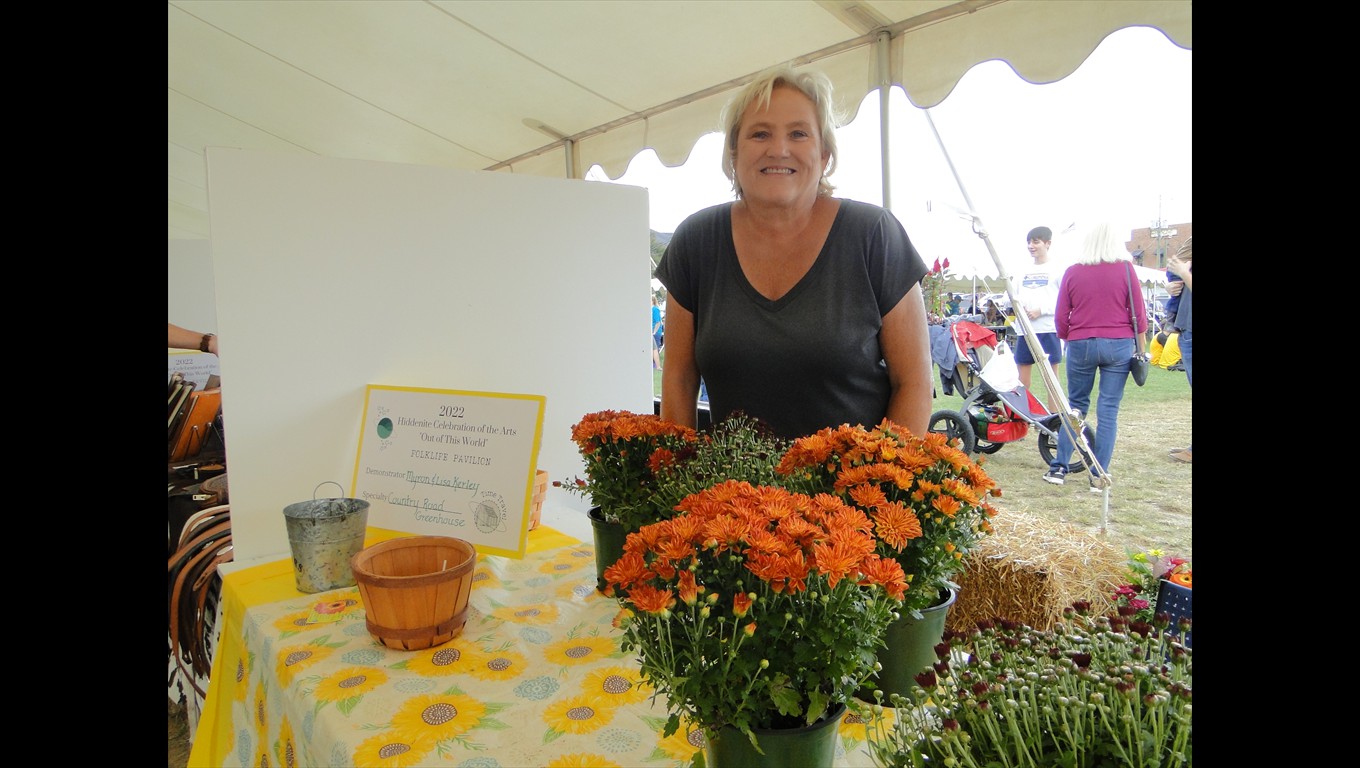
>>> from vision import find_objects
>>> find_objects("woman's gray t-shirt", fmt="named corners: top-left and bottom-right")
top-left (655, 198), bottom-right (927, 439)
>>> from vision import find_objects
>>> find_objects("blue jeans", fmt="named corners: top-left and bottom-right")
top-left (1179, 329), bottom-right (1192, 451)
top-left (1052, 337), bottom-right (1133, 476)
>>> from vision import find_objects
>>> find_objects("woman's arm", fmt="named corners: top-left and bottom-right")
top-left (169, 322), bottom-right (218, 355)
top-left (880, 284), bottom-right (933, 436)
top-left (659, 298), bottom-right (700, 429)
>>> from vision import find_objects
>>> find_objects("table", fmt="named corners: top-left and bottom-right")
top-left (189, 526), bottom-right (884, 767)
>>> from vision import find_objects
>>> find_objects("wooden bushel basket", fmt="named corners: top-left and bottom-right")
top-left (350, 536), bottom-right (477, 651)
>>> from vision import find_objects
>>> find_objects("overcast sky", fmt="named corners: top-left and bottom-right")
top-left (586, 26), bottom-right (1191, 282)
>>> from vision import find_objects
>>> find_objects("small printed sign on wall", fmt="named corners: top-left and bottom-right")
top-left (352, 384), bottom-right (546, 558)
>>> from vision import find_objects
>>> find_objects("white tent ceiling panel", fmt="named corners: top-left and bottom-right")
top-left (169, 200), bottom-right (210, 242)
top-left (168, 0), bottom-right (1191, 239)
top-left (168, 174), bottom-right (207, 214)
top-left (892, 0), bottom-right (1192, 107)
top-left (442, 0), bottom-right (855, 105)
top-left (169, 5), bottom-right (509, 167)
top-left (168, 144), bottom-right (207, 192)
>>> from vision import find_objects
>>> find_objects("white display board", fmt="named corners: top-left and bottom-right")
top-left (205, 148), bottom-right (652, 564)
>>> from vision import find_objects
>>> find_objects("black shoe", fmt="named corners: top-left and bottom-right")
top-left (1042, 467), bottom-right (1067, 485)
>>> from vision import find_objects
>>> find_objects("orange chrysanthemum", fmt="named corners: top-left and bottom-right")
top-left (813, 540), bottom-right (865, 588)
top-left (732, 591), bottom-right (752, 617)
top-left (627, 584), bottom-right (676, 615)
top-left (676, 569), bottom-right (701, 605)
top-left (871, 502), bottom-right (922, 550)
top-left (932, 494), bottom-right (963, 517)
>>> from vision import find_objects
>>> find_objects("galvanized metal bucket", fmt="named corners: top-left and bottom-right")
top-left (283, 481), bottom-right (370, 593)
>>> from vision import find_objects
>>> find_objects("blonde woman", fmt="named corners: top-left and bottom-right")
top-left (1042, 222), bottom-right (1147, 491)
top-left (655, 66), bottom-right (931, 439)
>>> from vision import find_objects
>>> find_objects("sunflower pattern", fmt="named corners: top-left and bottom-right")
top-left (204, 536), bottom-right (885, 766)
top-left (232, 638), bottom-right (251, 703)
top-left (836, 702), bottom-right (886, 753)
top-left (311, 666), bottom-right (389, 715)
top-left (654, 718), bottom-right (705, 763)
top-left (273, 716), bottom-right (298, 768)
top-left (538, 545), bottom-right (595, 579)
top-left (488, 600), bottom-right (562, 625)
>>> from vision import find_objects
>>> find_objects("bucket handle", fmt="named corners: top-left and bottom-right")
top-left (314, 481), bottom-right (345, 500)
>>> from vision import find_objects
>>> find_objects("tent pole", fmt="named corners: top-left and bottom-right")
top-left (876, 30), bottom-right (892, 209)
top-left (921, 109), bottom-right (1110, 518)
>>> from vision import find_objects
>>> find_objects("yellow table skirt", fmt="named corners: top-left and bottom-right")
top-left (189, 526), bottom-right (882, 767)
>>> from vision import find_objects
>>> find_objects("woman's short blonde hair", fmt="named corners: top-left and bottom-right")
top-left (719, 65), bottom-right (840, 199)
top-left (1077, 222), bottom-right (1132, 265)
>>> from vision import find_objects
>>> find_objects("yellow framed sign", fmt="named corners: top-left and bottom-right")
top-left (352, 384), bottom-right (546, 558)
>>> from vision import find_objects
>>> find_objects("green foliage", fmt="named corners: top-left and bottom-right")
top-left (864, 604), bottom-right (1192, 768)
top-left (651, 413), bottom-right (791, 516)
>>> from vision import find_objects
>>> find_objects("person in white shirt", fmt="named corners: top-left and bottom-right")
top-left (1013, 226), bottom-right (1063, 414)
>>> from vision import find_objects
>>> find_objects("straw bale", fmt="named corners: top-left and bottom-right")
top-left (947, 511), bottom-right (1126, 632)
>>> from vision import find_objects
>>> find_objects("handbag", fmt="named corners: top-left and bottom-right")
top-left (1125, 264), bottom-right (1150, 386)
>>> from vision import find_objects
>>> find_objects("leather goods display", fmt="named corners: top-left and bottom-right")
top-left (169, 387), bottom-right (222, 461)
top-left (168, 377), bottom-right (195, 437)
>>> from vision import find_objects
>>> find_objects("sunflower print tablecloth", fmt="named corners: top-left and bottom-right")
top-left (189, 526), bottom-right (883, 767)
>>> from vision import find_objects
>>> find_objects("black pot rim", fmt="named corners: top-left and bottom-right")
top-left (933, 586), bottom-right (959, 611)
top-left (587, 506), bottom-right (620, 525)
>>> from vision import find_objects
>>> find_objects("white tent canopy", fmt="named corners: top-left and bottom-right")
top-left (169, 0), bottom-right (1192, 240)
top-left (1133, 264), bottom-right (1169, 286)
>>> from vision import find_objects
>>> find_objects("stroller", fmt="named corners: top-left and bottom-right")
top-left (928, 320), bottom-right (1096, 471)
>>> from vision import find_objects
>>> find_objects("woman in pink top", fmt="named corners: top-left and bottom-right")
top-left (1042, 222), bottom-right (1147, 491)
